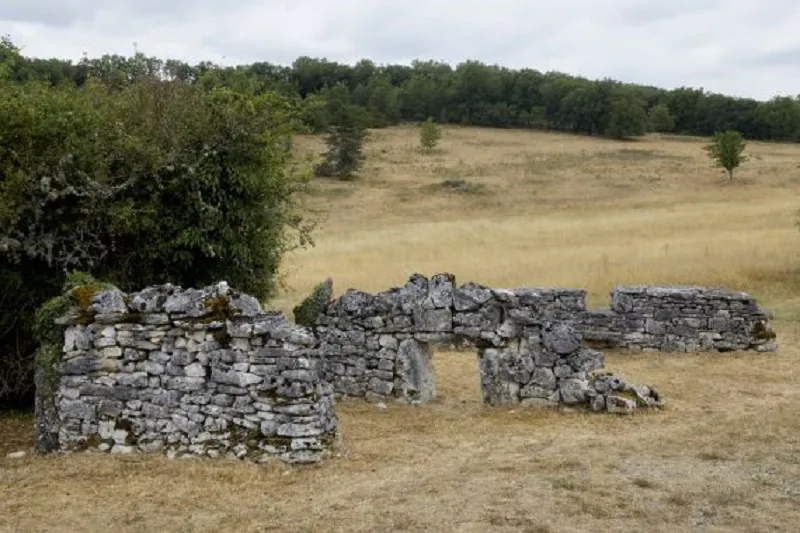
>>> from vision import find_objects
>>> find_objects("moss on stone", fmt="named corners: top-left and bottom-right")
top-left (203, 295), bottom-right (234, 320)
top-left (73, 285), bottom-right (98, 311)
top-left (262, 436), bottom-right (292, 449)
top-left (226, 422), bottom-right (263, 449)
top-left (614, 388), bottom-right (648, 407)
top-left (33, 272), bottom-right (118, 452)
top-left (212, 328), bottom-right (232, 348)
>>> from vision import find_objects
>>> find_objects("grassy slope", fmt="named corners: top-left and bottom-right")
top-left (2, 126), bottom-right (800, 533)
top-left (278, 125), bottom-right (800, 312)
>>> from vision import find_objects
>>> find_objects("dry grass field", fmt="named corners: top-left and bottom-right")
top-left (2, 125), bottom-right (800, 532)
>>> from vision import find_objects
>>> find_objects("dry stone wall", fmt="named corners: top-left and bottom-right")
top-left (313, 273), bottom-right (776, 408)
top-left (35, 273), bottom-right (777, 465)
top-left (314, 273), bottom-right (662, 412)
top-left (581, 286), bottom-right (777, 353)
top-left (36, 282), bottom-right (339, 465)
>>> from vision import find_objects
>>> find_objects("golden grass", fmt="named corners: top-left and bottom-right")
top-left (280, 125), bottom-right (800, 311)
top-left (3, 125), bottom-right (800, 532)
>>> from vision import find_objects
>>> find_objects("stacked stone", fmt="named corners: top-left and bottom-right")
top-left (315, 273), bottom-right (661, 414)
top-left (39, 282), bottom-right (338, 465)
top-left (580, 286), bottom-right (777, 353)
top-left (480, 323), bottom-right (661, 411)
top-left (315, 274), bottom-right (585, 400)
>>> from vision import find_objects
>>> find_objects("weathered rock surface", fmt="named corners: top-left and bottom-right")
top-left (581, 285), bottom-right (776, 353)
top-left (313, 273), bottom-right (668, 414)
top-left (36, 282), bottom-right (339, 465)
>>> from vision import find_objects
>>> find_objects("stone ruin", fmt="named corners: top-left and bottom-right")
top-left (580, 285), bottom-right (777, 353)
top-left (313, 273), bottom-right (776, 407)
top-left (35, 273), bottom-right (776, 464)
top-left (35, 282), bottom-right (338, 465)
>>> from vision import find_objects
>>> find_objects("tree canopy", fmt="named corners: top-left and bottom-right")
top-left (5, 40), bottom-right (800, 143)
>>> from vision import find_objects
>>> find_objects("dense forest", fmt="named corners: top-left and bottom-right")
top-left (5, 45), bottom-right (800, 142)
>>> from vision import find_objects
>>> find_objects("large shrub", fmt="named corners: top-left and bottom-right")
top-left (0, 62), bottom-right (311, 408)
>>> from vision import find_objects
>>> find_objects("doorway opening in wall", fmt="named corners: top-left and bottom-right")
top-left (430, 339), bottom-right (483, 407)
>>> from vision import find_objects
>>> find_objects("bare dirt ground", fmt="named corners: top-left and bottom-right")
top-left (2, 126), bottom-right (800, 532)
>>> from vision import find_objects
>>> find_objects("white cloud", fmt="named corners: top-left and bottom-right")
top-left (3, 0), bottom-right (800, 99)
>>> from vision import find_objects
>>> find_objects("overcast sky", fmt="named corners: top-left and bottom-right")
top-left (3, 0), bottom-right (800, 100)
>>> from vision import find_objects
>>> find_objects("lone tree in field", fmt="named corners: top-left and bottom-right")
top-left (318, 84), bottom-right (368, 180)
top-left (419, 116), bottom-right (442, 152)
top-left (648, 103), bottom-right (675, 134)
top-left (705, 130), bottom-right (748, 181)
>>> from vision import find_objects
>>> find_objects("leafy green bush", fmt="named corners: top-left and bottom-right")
top-left (704, 130), bottom-right (748, 181)
top-left (293, 278), bottom-right (333, 327)
top-left (0, 42), bottom-right (312, 408)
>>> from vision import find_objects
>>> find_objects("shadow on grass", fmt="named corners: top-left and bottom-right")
top-left (0, 408), bottom-right (34, 456)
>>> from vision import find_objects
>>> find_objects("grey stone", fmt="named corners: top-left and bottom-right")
top-left (427, 273), bottom-right (455, 309)
top-left (150, 351), bottom-right (172, 364)
top-left (164, 377), bottom-right (207, 392)
top-left (117, 372), bottom-right (149, 388)
top-left (101, 346), bottom-right (123, 358)
top-left (185, 363), bottom-right (206, 378)
top-left (413, 308), bottom-right (453, 332)
top-left (62, 356), bottom-right (99, 375)
top-left (152, 390), bottom-right (183, 406)
top-left (129, 286), bottom-right (170, 313)
top-left (60, 400), bottom-right (96, 421)
top-left (590, 395), bottom-right (606, 412)
top-left (92, 289), bottom-right (128, 315)
top-left (110, 445), bottom-right (136, 454)
top-left (140, 440), bottom-right (165, 453)
top-left (452, 282), bottom-right (492, 312)
top-left (520, 384), bottom-right (557, 399)
top-left (63, 328), bottom-right (92, 351)
top-left (529, 368), bottom-right (556, 389)
top-left (543, 324), bottom-right (581, 355)
top-left (277, 423), bottom-right (323, 438)
top-left (229, 293), bottom-right (264, 317)
top-left (396, 339), bottom-right (435, 403)
top-left (142, 403), bottom-right (169, 418)
top-left (379, 335), bottom-right (399, 349)
top-left (559, 379), bottom-right (590, 404)
top-left (144, 361), bottom-right (165, 375)
top-left (554, 365), bottom-right (576, 379)
top-left (132, 340), bottom-right (160, 351)
top-left (97, 400), bottom-right (124, 418)
top-left (606, 395), bottom-right (636, 415)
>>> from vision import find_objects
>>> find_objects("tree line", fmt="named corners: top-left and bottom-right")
top-left (5, 45), bottom-right (800, 142)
